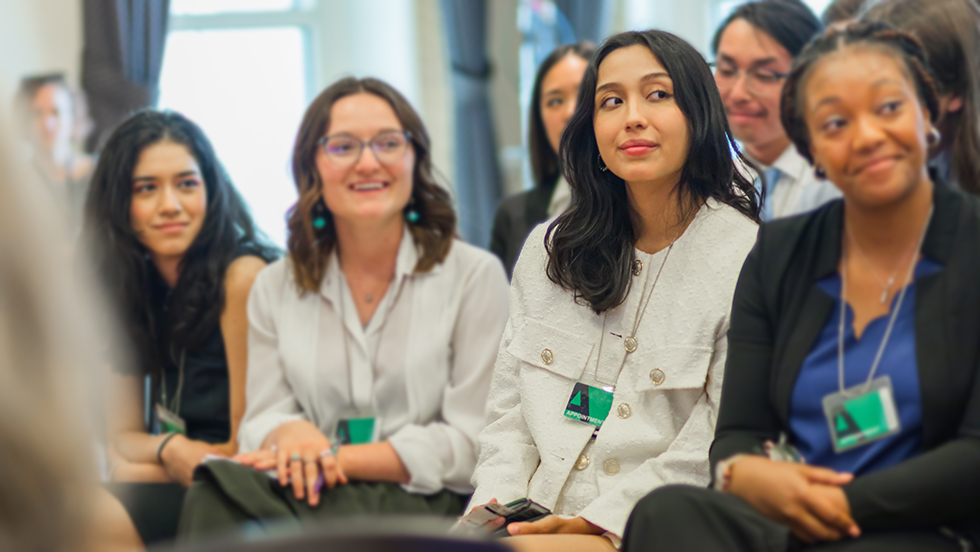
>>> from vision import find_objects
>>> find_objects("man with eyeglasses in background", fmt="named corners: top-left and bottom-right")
top-left (711, 0), bottom-right (840, 221)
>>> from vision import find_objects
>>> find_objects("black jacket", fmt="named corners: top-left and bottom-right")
top-left (711, 180), bottom-right (980, 534)
top-left (489, 181), bottom-right (555, 279)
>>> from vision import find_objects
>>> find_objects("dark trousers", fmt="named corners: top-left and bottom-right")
top-left (177, 461), bottom-right (469, 545)
top-left (104, 482), bottom-right (187, 545)
top-left (622, 485), bottom-right (969, 552)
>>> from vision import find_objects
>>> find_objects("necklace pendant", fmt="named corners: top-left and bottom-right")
top-left (879, 289), bottom-right (888, 304)
top-left (624, 336), bottom-right (638, 353)
top-left (365, 294), bottom-right (374, 303)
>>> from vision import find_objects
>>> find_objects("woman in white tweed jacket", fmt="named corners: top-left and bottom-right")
top-left (467, 30), bottom-right (761, 551)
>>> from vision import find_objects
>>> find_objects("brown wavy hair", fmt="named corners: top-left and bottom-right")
top-left (780, 22), bottom-right (940, 168)
top-left (287, 77), bottom-right (456, 293)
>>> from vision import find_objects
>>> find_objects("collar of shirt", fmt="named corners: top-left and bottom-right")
top-left (318, 224), bottom-right (424, 307)
top-left (547, 175), bottom-right (572, 218)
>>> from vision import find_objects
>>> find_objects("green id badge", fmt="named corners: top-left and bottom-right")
top-left (822, 376), bottom-right (900, 453)
top-left (563, 382), bottom-right (614, 427)
top-left (335, 416), bottom-right (379, 445)
top-left (155, 403), bottom-right (187, 435)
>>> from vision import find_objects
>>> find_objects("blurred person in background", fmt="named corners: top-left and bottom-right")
top-left (821, 0), bottom-right (869, 28)
top-left (623, 22), bottom-right (980, 551)
top-left (177, 77), bottom-right (509, 541)
top-left (712, 0), bottom-right (841, 220)
top-left (85, 110), bottom-right (276, 547)
top-left (864, 0), bottom-right (980, 194)
top-left (468, 29), bottom-right (760, 552)
top-left (490, 41), bottom-right (595, 278)
top-left (14, 73), bottom-right (95, 236)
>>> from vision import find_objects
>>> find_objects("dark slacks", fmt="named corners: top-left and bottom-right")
top-left (622, 485), bottom-right (968, 552)
top-left (177, 461), bottom-right (469, 545)
top-left (104, 482), bottom-right (187, 545)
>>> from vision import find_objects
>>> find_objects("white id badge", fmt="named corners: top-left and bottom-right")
top-left (333, 411), bottom-right (381, 445)
top-left (155, 403), bottom-right (187, 435)
top-left (822, 375), bottom-right (901, 453)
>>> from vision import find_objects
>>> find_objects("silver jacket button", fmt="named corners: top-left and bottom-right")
top-left (649, 368), bottom-right (665, 385)
top-left (617, 403), bottom-right (632, 419)
top-left (603, 458), bottom-right (620, 475)
top-left (541, 348), bottom-right (554, 365)
top-left (575, 453), bottom-right (590, 470)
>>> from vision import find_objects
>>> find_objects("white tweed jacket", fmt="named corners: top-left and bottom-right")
top-left (468, 199), bottom-right (758, 539)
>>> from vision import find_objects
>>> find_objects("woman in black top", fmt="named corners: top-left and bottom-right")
top-left (489, 41), bottom-right (594, 278)
top-left (623, 23), bottom-right (980, 551)
top-left (84, 110), bottom-right (276, 546)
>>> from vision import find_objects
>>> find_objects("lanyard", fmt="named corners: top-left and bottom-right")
top-left (837, 206), bottom-right (932, 397)
top-left (160, 346), bottom-right (187, 414)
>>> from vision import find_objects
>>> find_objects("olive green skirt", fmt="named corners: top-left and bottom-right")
top-left (177, 461), bottom-right (469, 545)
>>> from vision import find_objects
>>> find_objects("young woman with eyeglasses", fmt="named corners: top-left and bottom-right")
top-left (177, 77), bottom-right (510, 540)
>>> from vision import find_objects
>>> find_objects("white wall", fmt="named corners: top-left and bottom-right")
top-left (0, 0), bottom-right (82, 110)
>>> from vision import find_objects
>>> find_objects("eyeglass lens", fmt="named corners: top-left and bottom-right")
top-left (322, 131), bottom-right (409, 167)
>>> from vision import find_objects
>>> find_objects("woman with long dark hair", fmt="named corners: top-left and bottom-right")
top-left (623, 23), bottom-right (980, 551)
top-left (467, 30), bottom-right (760, 551)
top-left (490, 41), bottom-right (594, 277)
top-left (85, 110), bottom-right (276, 546)
top-left (177, 77), bottom-right (509, 541)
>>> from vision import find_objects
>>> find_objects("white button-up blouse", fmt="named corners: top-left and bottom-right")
top-left (468, 199), bottom-right (758, 539)
top-left (239, 228), bottom-right (510, 495)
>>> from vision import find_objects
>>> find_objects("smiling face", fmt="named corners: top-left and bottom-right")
top-left (715, 19), bottom-right (793, 163)
top-left (541, 53), bottom-right (590, 154)
top-left (129, 140), bottom-right (208, 260)
top-left (317, 92), bottom-right (415, 227)
top-left (593, 44), bottom-right (690, 189)
top-left (804, 46), bottom-right (932, 208)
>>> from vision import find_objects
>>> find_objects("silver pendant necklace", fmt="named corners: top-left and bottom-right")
top-left (846, 227), bottom-right (922, 304)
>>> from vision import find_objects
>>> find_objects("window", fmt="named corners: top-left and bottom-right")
top-left (159, 2), bottom-right (316, 246)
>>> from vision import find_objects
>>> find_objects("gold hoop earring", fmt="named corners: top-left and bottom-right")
top-left (927, 126), bottom-right (942, 146)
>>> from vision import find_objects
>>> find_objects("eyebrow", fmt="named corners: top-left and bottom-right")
top-left (809, 78), bottom-right (903, 114)
top-left (595, 71), bottom-right (671, 95)
top-left (132, 170), bottom-right (199, 183)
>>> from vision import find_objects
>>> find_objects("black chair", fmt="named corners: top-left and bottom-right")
top-left (169, 516), bottom-right (511, 552)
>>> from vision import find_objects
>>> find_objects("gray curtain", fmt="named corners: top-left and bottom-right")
top-left (555, 0), bottom-right (614, 44)
top-left (81, 0), bottom-right (171, 152)
top-left (439, 0), bottom-right (503, 247)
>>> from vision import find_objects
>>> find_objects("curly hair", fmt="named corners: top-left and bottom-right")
top-left (780, 21), bottom-right (941, 167)
top-left (286, 77), bottom-right (456, 293)
top-left (546, 30), bottom-right (761, 314)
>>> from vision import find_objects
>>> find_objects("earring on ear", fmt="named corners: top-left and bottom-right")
top-left (814, 166), bottom-right (827, 180)
top-left (404, 197), bottom-right (420, 224)
top-left (311, 197), bottom-right (328, 231)
top-left (927, 126), bottom-right (942, 147)
top-left (598, 154), bottom-right (608, 172)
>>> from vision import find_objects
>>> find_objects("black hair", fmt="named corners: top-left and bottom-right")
top-left (529, 42), bottom-right (596, 191)
top-left (83, 110), bottom-right (278, 375)
top-left (712, 0), bottom-right (824, 57)
top-left (546, 30), bottom-right (761, 314)
top-left (822, 0), bottom-right (869, 26)
top-left (780, 22), bottom-right (941, 166)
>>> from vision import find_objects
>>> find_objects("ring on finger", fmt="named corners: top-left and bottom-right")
top-left (290, 453), bottom-right (301, 462)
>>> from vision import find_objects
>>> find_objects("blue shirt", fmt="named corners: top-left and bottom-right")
top-left (788, 259), bottom-right (941, 475)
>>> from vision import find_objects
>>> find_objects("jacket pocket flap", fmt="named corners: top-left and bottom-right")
top-left (508, 317), bottom-right (593, 380)
top-left (631, 345), bottom-right (713, 392)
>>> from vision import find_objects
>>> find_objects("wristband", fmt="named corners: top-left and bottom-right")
top-left (157, 432), bottom-right (179, 465)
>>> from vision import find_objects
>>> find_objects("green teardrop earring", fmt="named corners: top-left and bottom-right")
top-left (311, 197), bottom-right (329, 231)
top-left (405, 209), bottom-right (420, 223)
